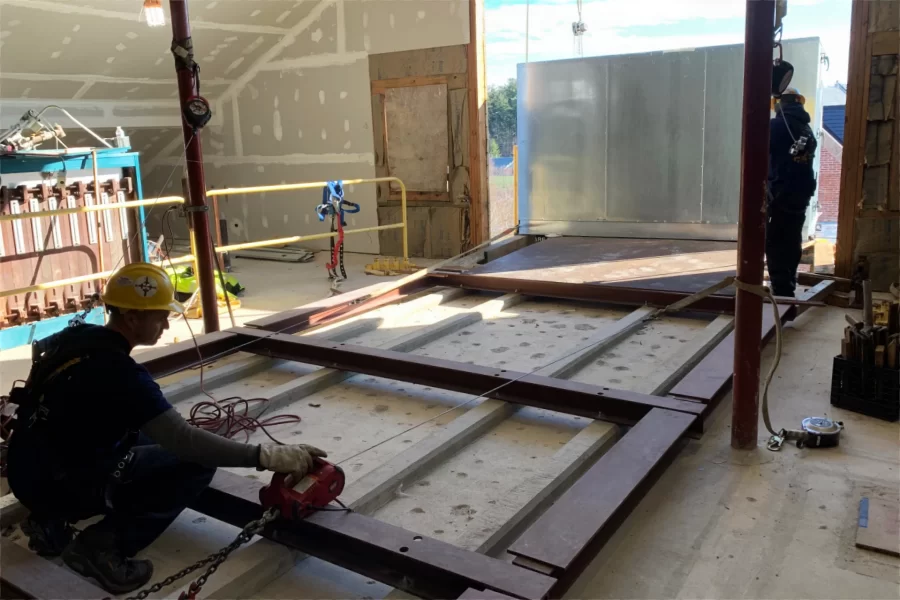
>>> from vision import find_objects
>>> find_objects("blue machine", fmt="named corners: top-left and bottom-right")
top-left (0, 147), bottom-right (150, 350)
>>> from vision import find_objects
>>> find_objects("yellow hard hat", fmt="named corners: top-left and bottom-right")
top-left (102, 262), bottom-right (185, 313)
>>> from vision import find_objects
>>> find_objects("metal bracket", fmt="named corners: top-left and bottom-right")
top-left (183, 205), bottom-right (209, 213)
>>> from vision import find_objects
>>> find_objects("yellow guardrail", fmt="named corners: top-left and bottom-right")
top-left (1, 177), bottom-right (408, 303)
top-left (207, 177), bottom-right (409, 260)
top-left (0, 196), bottom-right (185, 222)
top-left (0, 254), bottom-right (195, 300)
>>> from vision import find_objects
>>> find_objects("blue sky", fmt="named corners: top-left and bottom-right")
top-left (484, 0), bottom-right (852, 87)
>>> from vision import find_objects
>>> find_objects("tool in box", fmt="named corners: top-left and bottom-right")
top-left (840, 280), bottom-right (900, 369)
top-left (832, 279), bottom-right (900, 422)
top-left (125, 459), bottom-right (347, 600)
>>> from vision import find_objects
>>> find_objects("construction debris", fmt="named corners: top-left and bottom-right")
top-left (235, 245), bottom-right (316, 263)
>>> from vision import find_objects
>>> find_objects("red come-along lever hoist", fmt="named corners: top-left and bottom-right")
top-left (126, 460), bottom-right (346, 600)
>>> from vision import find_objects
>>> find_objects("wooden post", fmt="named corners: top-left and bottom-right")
top-left (467, 0), bottom-right (489, 246)
top-left (835, 0), bottom-right (871, 278)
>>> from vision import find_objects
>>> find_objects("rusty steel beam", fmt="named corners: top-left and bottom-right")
top-left (138, 281), bottom-right (438, 379)
top-left (731, 0), bottom-right (776, 449)
top-left (138, 330), bottom-right (243, 379)
top-left (169, 0), bottom-right (219, 333)
top-left (191, 471), bottom-right (556, 600)
top-left (428, 273), bottom-right (736, 312)
top-left (246, 278), bottom-right (433, 333)
top-left (229, 327), bottom-right (705, 432)
top-left (507, 408), bottom-right (695, 595)
top-left (427, 273), bottom-right (823, 314)
top-left (669, 281), bottom-right (835, 409)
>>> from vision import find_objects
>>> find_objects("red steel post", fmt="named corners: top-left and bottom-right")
top-left (169, 0), bottom-right (220, 333)
top-left (732, 0), bottom-right (775, 449)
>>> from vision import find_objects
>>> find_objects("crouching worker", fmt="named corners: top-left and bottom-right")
top-left (6, 262), bottom-right (326, 594)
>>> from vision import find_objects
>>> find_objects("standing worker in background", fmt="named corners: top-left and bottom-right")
top-left (766, 86), bottom-right (818, 298)
top-left (6, 263), bottom-right (327, 594)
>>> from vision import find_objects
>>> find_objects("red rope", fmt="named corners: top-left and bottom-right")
top-left (187, 396), bottom-right (301, 443)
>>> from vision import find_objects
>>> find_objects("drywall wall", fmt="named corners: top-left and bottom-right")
top-left (143, 0), bottom-right (470, 255)
top-left (1, 0), bottom-right (469, 256)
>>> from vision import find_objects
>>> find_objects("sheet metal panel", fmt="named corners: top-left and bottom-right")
top-left (606, 51), bottom-right (705, 223)
top-left (517, 38), bottom-right (823, 240)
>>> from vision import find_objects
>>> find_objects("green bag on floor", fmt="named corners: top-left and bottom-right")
top-left (164, 265), bottom-right (245, 301)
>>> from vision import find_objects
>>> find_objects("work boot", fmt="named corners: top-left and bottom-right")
top-left (20, 516), bottom-right (75, 557)
top-left (62, 529), bottom-right (154, 594)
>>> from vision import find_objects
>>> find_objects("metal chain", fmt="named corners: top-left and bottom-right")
top-left (126, 508), bottom-right (279, 600)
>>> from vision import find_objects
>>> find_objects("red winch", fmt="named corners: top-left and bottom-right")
top-left (259, 458), bottom-right (346, 520)
top-left (169, 460), bottom-right (347, 600)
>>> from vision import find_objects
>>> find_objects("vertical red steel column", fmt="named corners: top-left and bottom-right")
top-left (732, 0), bottom-right (775, 449)
top-left (169, 0), bottom-right (220, 333)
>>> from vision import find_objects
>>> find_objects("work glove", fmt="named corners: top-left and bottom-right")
top-left (258, 444), bottom-right (327, 478)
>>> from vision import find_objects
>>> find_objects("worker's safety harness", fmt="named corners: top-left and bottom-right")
top-left (315, 181), bottom-right (359, 281)
top-left (1, 320), bottom-right (138, 481)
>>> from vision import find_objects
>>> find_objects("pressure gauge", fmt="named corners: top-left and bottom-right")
top-left (183, 95), bottom-right (212, 130)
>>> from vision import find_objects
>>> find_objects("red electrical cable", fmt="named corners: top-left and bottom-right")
top-left (187, 394), bottom-right (301, 443)
top-left (164, 207), bottom-right (302, 445)
top-left (182, 353), bottom-right (302, 444)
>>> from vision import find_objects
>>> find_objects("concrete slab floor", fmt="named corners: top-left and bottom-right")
top-left (566, 305), bottom-right (900, 600)
top-left (3, 262), bottom-right (898, 599)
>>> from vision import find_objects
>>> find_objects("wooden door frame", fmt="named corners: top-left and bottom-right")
top-left (835, 0), bottom-right (900, 277)
top-left (467, 0), bottom-right (489, 247)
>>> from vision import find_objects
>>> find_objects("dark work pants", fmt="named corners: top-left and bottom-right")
top-left (765, 207), bottom-right (807, 298)
top-left (20, 436), bottom-right (215, 557)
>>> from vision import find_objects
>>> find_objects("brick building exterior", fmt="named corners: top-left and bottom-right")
top-left (817, 103), bottom-right (846, 241)
top-left (818, 131), bottom-right (843, 222)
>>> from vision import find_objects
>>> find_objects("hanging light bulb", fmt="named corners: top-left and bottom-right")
top-left (141, 0), bottom-right (166, 27)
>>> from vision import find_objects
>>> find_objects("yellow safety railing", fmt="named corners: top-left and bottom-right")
top-left (0, 254), bottom-right (195, 300)
top-left (513, 145), bottom-right (519, 226)
top-left (0, 196), bottom-right (185, 222)
top-left (2, 177), bottom-right (408, 302)
top-left (207, 177), bottom-right (409, 259)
